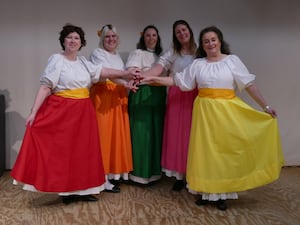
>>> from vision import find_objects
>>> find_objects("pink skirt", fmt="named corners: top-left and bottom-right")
top-left (11, 94), bottom-right (105, 192)
top-left (161, 86), bottom-right (197, 174)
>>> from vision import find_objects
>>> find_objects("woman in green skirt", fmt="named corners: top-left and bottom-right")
top-left (126, 25), bottom-right (166, 184)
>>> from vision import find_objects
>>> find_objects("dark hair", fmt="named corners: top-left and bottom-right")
top-left (172, 20), bottom-right (197, 55)
top-left (196, 26), bottom-right (230, 58)
top-left (101, 24), bottom-right (113, 31)
top-left (59, 23), bottom-right (86, 51)
top-left (137, 25), bottom-right (162, 56)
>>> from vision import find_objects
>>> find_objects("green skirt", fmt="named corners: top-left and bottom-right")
top-left (129, 85), bottom-right (166, 180)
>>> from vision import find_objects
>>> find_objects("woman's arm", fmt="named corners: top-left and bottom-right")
top-left (101, 67), bottom-right (140, 79)
top-left (110, 78), bottom-right (128, 85)
top-left (142, 64), bottom-right (164, 77)
top-left (26, 85), bottom-right (51, 126)
top-left (141, 75), bottom-right (175, 87)
top-left (246, 83), bottom-right (277, 117)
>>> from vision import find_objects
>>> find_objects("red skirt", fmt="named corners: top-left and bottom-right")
top-left (11, 95), bottom-right (105, 192)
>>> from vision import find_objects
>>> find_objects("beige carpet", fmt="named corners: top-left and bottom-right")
top-left (0, 167), bottom-right (299, 225)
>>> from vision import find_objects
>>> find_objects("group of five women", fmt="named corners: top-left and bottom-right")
top-left (10, 20), bottom-right (284, 211)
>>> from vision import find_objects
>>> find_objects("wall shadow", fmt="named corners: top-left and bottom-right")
top-left (0, 89), bottom-right (25, 170)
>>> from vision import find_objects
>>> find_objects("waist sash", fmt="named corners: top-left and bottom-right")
top-left (54, 88), bottom-right (89, 99)
top-left (198, 88), bottom-right (235, 99)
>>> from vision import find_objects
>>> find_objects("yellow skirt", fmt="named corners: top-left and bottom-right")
top-left (186, 89), bottom-right (284, 193)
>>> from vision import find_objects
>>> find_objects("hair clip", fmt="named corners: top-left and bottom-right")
top-left (97, 30), bottom-right (102, 37)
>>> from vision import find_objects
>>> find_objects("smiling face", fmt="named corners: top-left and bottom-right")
top-left (103, 29), bottom-right (118, 53)
top-left (174, 24), bottom-right (191, 45)
top-left (201, 31), bottom-right (221, 57)
top-left (144, 28), bottom-right (158, 50)
top-left (63, 32), bottom-right (81, 53)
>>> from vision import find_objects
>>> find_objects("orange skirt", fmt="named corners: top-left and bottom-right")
top-left (90, 81), bottom-right (133, 174)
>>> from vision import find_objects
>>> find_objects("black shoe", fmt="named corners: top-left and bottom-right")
top-left (62, 195), bottom-right (80, 204)
top-left (79, 195), bottom-right (98, 202)
top-left (172, 180), bottom-right (185, 191)
top-left (62, 196), bottom-right (73, 204)
top-left (215, 200), bottom-right (227, 211)
top-left (109, 179), bottom-right (121, 186)
top-left (104, 186), bottom-right (121, 193)
top-left (195, 198), bottom-right (209, 206)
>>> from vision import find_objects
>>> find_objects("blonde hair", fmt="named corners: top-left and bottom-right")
top-left (97, 24), bottom-right (119, 49)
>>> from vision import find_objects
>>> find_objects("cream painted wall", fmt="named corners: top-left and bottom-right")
top-left (0, 0), bottom-right (299, 168)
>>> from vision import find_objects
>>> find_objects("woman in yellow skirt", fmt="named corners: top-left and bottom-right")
top-left (141, 25), bottom-right (284, 210)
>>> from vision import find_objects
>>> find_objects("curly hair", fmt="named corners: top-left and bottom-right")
top-left (59, 23), bottom-right (86, 51)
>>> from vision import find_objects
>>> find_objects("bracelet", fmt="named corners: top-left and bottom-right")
top-left (263, 105), bottom-right (271, 112)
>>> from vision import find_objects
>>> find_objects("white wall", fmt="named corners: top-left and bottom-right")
top-left (0, 0), bottom-right (299, 168)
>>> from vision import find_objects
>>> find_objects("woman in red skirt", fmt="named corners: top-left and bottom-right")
top-left (10, 24), bottom-right (139, 204)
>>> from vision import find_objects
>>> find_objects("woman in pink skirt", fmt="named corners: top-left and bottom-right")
top-left (143, 20), bottom-right (198, 191)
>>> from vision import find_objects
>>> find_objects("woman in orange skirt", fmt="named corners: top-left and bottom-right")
top-left (90, 24), bottom-right (133, 193)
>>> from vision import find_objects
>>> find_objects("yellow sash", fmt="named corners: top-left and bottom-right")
top-left (93, 79), bottom-right (116, 86)
top-left (106, 79), bottom-right (115, 84)
top-left (54, 88), bottom-right (89, 99)
top-left (198, 88), bottom-right (235, 99)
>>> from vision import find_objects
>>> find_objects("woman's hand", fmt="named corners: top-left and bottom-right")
top-left (139, 75), bottom-right (157, 84)
top-left (126, 68), bottom-right (141, 80)
top-left (125, 79), bottom-right (139, 92)
top-left (246, 84), bottom-right (277, 118)
top-left (26, 111), bottom-right (37, 126)
top-left (264, 106), bottom-right (277, 118)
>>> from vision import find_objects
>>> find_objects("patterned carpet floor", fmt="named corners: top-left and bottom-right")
top-left (0, 167), bottom-right (299, 225)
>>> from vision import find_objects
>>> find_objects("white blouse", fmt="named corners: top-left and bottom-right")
top-left (126, 49), bottom-right (158, 71)
top-left (40, 53), bottom-right (102, 93)
top-left (158, 49), bottom-right (194, 77)
top-left (90, 48), bottom-right (124, 83)
top-left (174, 55), bottom-right (256, 92)
top-left (90, 48), bottom-right (124, 70)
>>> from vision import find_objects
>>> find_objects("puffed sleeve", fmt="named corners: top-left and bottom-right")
top-left (79, 56), bottom-right (102, 84)
top-left (158, 49), bottom-right (175, 70)
top-left (226, 55), bottom-right (256, 91)
top-left (126, 49), bottom-right (142, 68)
top-left (90, 48), bottom-right (107, 65)
top-left (173, 60), bottom-right (197, 91)
top-left (40, 54), bottom-right (63, 89)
